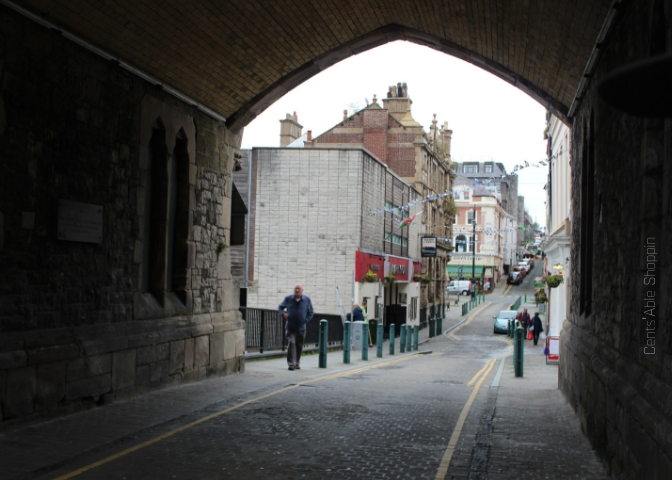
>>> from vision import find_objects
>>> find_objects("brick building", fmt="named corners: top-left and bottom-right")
top-left (305, 83), bottom-right (454, 316)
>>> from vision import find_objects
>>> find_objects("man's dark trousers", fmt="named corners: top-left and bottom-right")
top-left (286, 329), bottom-right (306, 368)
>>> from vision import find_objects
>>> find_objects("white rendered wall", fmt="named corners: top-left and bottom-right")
top-left (249, 148), bottom-right (365, 315)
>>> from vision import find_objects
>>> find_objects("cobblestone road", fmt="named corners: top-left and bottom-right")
top-left (1, 278), bottom-right (609, 479)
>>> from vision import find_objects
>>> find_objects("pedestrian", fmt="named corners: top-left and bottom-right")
top-left (352, 303), bottom-right (365, 321)
top-left (278, 284), bottom-right (314, 371)
top-left (520, 309), bottom-right (531, 338)
top-left (361, 300), bottom-right (368, 322)
top-left (530, 312), bottom-right (544, 345)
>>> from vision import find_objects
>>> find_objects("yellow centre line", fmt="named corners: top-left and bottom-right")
top-left (449, 301), bottom-right (492, 340)
top-left (435, 346), bottom-right (512, 479)
top-left (502, 284), bottom-right (513, 296)
top-left (54, 353), bottom-right (423, 479)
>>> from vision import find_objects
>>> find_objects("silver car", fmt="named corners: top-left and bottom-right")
top-left (493, 310), bottom-right (518, 334)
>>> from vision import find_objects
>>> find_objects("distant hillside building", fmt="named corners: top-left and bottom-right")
top-left (453, 161), bottom-right (525, 248)
top-left (448, 175), bottom-right (508, 286)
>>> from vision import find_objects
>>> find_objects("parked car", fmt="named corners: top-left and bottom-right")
top-left (493, 310), bottom-right (518, 334)
top-left (446, 280), bottom-right (471, 296)
top-left (507, 271), bottom-right (522, 285)
top-left (513, 266), bottom-right (527, 279)
top-left (518, 260), bottom-right (531, 270)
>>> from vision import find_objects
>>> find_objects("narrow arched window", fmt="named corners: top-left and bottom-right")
top-left (142, 119), bottom-right (168, 296)
top-left (167, 129), bottom-right (190, 304)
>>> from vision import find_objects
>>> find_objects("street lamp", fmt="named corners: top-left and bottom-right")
top-left (471, 204), bottom-right (476, 283)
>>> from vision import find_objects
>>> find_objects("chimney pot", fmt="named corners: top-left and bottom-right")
top-left (307, 130), bottom-right (312, 141)
top-left (293, 111), bottom-right (298, 122)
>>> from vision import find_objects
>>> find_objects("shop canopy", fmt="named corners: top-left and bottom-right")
top-left (446, 265), bottom-right (486, 279)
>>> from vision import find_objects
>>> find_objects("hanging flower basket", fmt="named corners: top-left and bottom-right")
top-left (535, 290), bottom-right (547, 304)
top-left (545, 274), bottom-right (564, 288)
top-left (360, 269), bottom-right (379, 283)
top-left (420, 275), bottom-right (432, 284)
top-left (384, 273), bottom-right (397, 284)
top-left (413, 274), bottom-right (423, 282)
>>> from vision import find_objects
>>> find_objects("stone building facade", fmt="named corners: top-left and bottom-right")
top-left (559, 0), bottom-right (672, 477)
top-left (306, 84), bottom-right (454, 316)
top-left (0, 9), bottom-right (244, 425)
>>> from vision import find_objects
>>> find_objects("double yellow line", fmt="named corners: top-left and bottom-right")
top-left (55, 354), bottom-right (421, 479)
top-left (434, 341), bottom-right (512, 479)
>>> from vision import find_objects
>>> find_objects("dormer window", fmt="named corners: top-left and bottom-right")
top-left (484, 164), bottom-right (493, 173)
top-left (464, 164), bottom-right (478, 173)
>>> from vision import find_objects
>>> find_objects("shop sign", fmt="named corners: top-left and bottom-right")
top-left (421, 236), bottom-right (437, 257)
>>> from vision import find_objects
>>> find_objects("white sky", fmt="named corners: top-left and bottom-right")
top-left (241, 41), bottom-right (549, 226)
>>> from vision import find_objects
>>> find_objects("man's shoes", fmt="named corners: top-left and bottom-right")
top-left (295, 365), bottom-right (300, 369)
top-left (288, 366), bottom-right (295, 371)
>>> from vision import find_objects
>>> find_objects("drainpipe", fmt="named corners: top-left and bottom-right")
top-left (244, 150), bottom-right (253, 290)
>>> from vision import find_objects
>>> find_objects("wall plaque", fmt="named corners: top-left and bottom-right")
top-left (57, 200), bottom-right (103, 243)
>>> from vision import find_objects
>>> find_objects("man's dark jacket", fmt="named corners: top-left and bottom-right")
top-left (278, 294), bottom-right (314, 331)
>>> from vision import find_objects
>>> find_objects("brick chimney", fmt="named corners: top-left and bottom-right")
top-left (279, 112), bottom-right (303, 147)
top-left (304, 130), bottom-right (313, 148)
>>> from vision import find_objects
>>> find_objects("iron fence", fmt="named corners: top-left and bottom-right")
top-left (241, 307), bottom-right (344, 353)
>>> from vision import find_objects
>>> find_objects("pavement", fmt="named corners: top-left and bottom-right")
top-left (0, 278), bottom-right (609, 479)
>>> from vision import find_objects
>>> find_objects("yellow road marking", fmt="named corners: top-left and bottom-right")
top-left (435, 346), bottom-right (511, 480)
top-left (466, 358), bottom-right (494, 386)
top-left (449, 301), bottom-right (492, 340)
top-left (502, 284), bottom-right (513, 296)
top-left (55, 353), bottom-right (422, 479)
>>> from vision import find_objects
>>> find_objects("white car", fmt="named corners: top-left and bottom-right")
top-left (446, 280), bottom-right (471, 296)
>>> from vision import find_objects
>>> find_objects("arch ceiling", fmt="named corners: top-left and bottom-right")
top-left (10, 0), bottom-right (614, 130)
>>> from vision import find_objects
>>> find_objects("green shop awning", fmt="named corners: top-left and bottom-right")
top-left (446, 265), bottom-right (485, 279)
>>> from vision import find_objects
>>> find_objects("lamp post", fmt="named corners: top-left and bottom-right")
top-left (471, 204), bottom-right (476, 282)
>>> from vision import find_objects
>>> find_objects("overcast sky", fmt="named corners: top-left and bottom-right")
top-left (241, 41), bottom-right (549, 226)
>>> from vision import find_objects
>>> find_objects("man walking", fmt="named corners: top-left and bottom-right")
top-left (531, 312), bottom-right (544, 345)
top-left (520, 309), bottom-right (531, 339)
top-left (279, 284), bottom-right (314, 371)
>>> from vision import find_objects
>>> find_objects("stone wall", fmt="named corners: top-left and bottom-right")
top-left (560, 0), bottom-right (672, 477)
top-left (0, 7), bottom-right (244, 426)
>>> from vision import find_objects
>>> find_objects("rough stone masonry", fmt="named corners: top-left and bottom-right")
top-left (0, 6), bottom-right (245, 426)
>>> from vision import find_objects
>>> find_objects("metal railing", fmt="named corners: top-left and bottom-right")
top-left (241, 307), bottom-right (344, 353)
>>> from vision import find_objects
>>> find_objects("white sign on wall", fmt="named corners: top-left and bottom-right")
top-left (57, 200), bottom-right (103, 243)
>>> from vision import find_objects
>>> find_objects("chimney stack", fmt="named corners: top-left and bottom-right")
top-left (279, 112), bottom-right (303, 147)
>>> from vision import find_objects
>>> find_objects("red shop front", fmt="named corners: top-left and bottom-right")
top-left (355, 250), bottom-right (386, 282)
